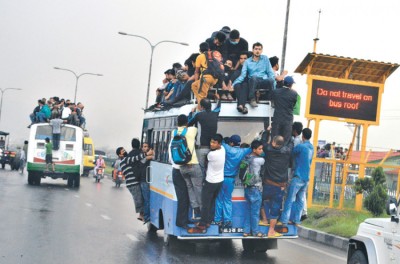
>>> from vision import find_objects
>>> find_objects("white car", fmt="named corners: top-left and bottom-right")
top-left (347, 198), bottom-right (399, 264)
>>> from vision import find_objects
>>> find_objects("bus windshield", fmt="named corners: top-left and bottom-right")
top-left (217, 120), bottom-right (265, 145)
top-left (35, 125), bottom-right (77, 141)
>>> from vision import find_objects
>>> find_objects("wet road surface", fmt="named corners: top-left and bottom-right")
top-left (0, 169), bottom-right (347, 264)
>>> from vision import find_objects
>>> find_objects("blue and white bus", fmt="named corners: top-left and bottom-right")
top-left (142, 100), bottom-right (298, 252)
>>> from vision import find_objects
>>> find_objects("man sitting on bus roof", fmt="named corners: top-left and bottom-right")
top-left (232, 42), bottom-right (276, 108)
top-left (214, 135), bottom-right (252, 228)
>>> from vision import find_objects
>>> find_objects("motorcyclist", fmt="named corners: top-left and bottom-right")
top-left (94, 155), bottom-right (106, 178)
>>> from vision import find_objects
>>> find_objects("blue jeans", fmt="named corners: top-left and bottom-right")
top-left (140, 182), bottom-right (150, 222)
top-left (262, 184), bottom-right (284, 219)
top-left (280, 177), bottom-right (307, 224)
top-left (214, 177), bottom-right (235, 223)
top-left (36, 112), bottom-right (47, 122)
top-left (243, 187), bottom-right (262, 234)
top-left (180, 164), bottom-right (203, 209)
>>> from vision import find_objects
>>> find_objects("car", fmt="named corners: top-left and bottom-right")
top-left (347, 197), bottom-right (400, 264)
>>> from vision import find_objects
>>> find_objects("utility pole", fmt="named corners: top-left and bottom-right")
top-left (280, 0), bottom-right (291, 74)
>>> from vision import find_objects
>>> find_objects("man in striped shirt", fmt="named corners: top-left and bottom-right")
top-left (120, 138), bottom-right (153, 221)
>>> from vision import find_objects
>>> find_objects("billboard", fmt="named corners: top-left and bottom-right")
top-left (307, 79), bottom-right (381, 124)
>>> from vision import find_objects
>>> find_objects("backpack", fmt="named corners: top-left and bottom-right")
top-left (238, 158), bottom-right (252, 186)
top-left (170, 128), bottom-right (192, 165)
top-left (203, 50), bottom-right (225, 80)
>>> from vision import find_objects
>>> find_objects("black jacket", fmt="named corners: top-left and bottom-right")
top-left (263, 140), bottom-right (293, 184)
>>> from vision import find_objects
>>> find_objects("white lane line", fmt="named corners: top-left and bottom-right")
top-left (85, 203), bottom-right (92, 207)
top-left (74, 195), bottom-right (80, 198)
top-left (126, 234), bottom-right (139, 242)
top-left (65, 188), bottom-right (69, 191)
top-left (286, 239), bottom-right (347, 262)
top-left (101, 214), bottom-right (111, 220)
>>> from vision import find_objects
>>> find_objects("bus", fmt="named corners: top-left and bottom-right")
top-left (142, 100), bottom-right (298, 252)
top-left (83, 135), bottom-right (95, 176)
top-left (26, 123), bottom-right (83, 187)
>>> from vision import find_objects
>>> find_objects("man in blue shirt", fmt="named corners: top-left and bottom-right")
top-left (232, 42), bottom-right (276, 108)
top-left (280, 128), bottom-right (314, 226)
top-left (214, 135), bottom-right (252, 228)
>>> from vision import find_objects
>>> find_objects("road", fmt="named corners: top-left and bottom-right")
top-left (0, 169), bottom-right (347, 264)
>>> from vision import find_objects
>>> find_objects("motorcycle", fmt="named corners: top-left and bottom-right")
top-left (115, 171), bottom-right (124, 188)
top-left (94, 167), bottom-right (104, 183)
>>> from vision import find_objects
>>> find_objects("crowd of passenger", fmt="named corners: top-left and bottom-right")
top-left (148, 26), bottom-right (291, 113)
top-left (317, 142), bottom-right (349, 160)
top-left (28, 97), bottom-right (87, 129)
top-left (118, 32), bottom-right (312, 237)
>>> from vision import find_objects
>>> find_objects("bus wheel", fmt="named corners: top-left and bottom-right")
top-left (74, 174), bottom-right (80, 188)
top-left (34, 174), bottom-right (41, 186)
top-left (67, 175), bottom-right (73, 187)
top-left (163, 232), bottom-right (175, 246)
top-left (242, 239), bottom-right (256, 252)
top-left (1, 163), bottom-right (5, 169)
top-left (28, 172), bottom-right (34, 185)
top-left (147, 222), bottom-right (158, 233)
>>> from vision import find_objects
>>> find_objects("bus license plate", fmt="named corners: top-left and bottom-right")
top-left (221, 227), bottom-right (243, 233)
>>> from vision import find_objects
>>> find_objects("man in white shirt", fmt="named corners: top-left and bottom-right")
top-left (189, 134), bottom-right (225, 233)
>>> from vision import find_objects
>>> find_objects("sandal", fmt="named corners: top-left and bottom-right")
top-left (258, 220), bottom-right (270, 226)
top-left (242, 107), bottom-right (248, 114)
top-left (243, 233), bottom-right (250, 237)
top-left (237, 105), bottom-right (243, 112)
top-left (268, 232), bottom-right (282, 238)
top-left (256, 232), bottom-right (264, 237)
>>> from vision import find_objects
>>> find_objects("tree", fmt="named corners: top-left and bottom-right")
top-left (354, 167), bottom-right (388, 216)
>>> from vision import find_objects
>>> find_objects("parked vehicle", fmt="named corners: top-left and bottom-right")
top-left (347, 197), bottom-right (400, 264)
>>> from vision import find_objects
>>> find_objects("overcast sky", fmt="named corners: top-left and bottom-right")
top-left (1, 0), bottom-right (399, 152)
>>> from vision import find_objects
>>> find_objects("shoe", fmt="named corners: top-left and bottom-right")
top-left (137, 216), bottom-right (144, 222)
top-left (268, 232), bottom-right (282, 238)
top-left (227, 94), bottom-right (234, 101)
top-left (243, 233), bottom-right (250, 237)
top-left (300, 214), bottom-right (308, 221)
top-left (255, 91), bottom-right (261, 103)
top-left (242, 107), bottom-right (248, 114)
top-left (221, 94), bottom-right (228, 100)
top-left (27, 125), bottom-right (31, 128)
top-left (211, 221), bottom-right (222, 226)
top-left (250, 99), bottom-right (258, 107)
top-left (187, 227), bottom-right (206, 234)
top-left (237, 105), bottom-right (243, 113)
top-left (255, 232), bottom-right (264, 237)
top-left (223, 221), bottom-right (232, 228)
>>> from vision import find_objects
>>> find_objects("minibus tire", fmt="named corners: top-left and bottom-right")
top-left (74, 174), bottom-right (80, 187)
top-left (35, 174), bottom-right (41, 185)
top-left (28, 172), bottom-right (34, 185)
top-left (67, 175), bottom-right (74, 187)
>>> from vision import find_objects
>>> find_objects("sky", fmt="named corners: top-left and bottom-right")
top-left (0, 0), bottom-right (399, 153)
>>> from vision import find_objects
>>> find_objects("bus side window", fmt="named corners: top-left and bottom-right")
top-left (165, 130), bottom-right (171, 163)
top-left (160, 131), bottom-right (166, 163)
top-left (155, 131), bottom-right (160, 161)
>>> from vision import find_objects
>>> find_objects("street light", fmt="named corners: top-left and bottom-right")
top-left (0, 88), bottom-right (22, 124)
top-left (118, 32), bottom-right (189, 109)
top-left (53, 67), bottom-right (103, 103)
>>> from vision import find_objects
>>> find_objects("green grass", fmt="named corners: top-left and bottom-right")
top-left (301, 207), bottom-right (385, 238)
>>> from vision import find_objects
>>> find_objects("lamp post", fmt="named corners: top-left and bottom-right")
top-left (118, 32), bottom-right (189, 109)
top-left (0, 88), bottom-right (22, 124)
top-left (53, 67), bottom-right (103, 103)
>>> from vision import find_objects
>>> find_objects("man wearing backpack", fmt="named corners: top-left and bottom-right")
top-left (171, 114), bottom-right (203, 219)
top-left (191, 42), bottom-right (225, 110)
top-left (232, 42), bottom-right (276, 108)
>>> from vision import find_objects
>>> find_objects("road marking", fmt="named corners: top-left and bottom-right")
top-left (65, 188), bottom-right (69, 191)
top-left (126, 234), bottom-right (139, 242)
top-left (85, 203), bottom-right (92, 207)
top-left (286, 239), bottom-right (347, 261)
top-left (101, 214), bottom-right (111, 220)
top-left (74, 195), bottom-right (80, 198)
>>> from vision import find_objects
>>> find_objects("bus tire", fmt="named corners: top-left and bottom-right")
top-left (34, 174), bottom-right (41, 185)
top-left (74, 174), bottom-right (80, 188)
top-left (147, 222), bottom-right (158, 233)
top-left (349, 250), bottom-right (368, 264)
top-left (163, 232), bottom-right (174, 246)
top-left (1, 163), bottom-right (5, 169)
top-left (242, 239), bottom-right (256, 252)
top-left (67, 175), bottom-right (73, 187)
top-left (28, 172), bottom-right (34, 185)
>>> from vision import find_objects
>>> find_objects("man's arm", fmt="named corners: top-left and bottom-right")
top-left (188, 111), bottom-right (199, 126)
top-left (232, 60), bottom-right (248, 86)
top-left (121, 152), bottom-right (146, 166)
